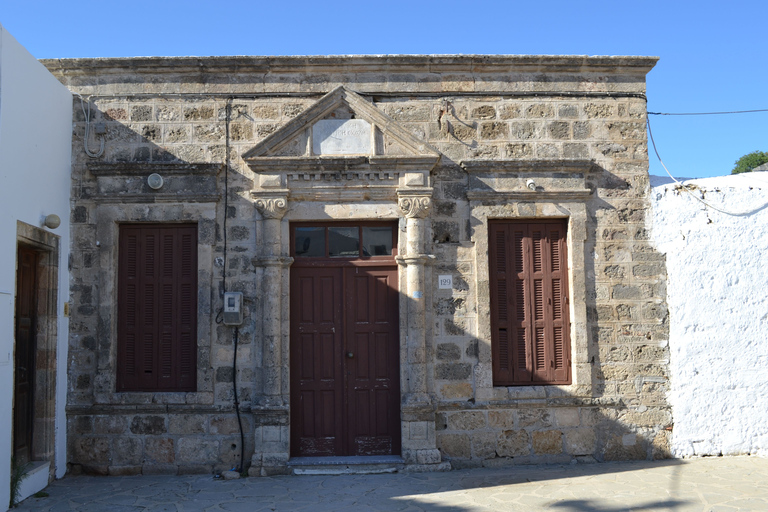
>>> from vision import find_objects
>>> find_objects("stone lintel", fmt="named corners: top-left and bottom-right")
top-left (90, 194), bottom-right (220, 204)
top-left (247, 156), bottom-right (439, 174)
top-left (467, 190), bottom-right (593, 202)
top-left (87, 163), bottom-right (222, 176)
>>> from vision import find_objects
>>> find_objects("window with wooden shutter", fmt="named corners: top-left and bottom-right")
top-left (117, 224), bottom-right (197, 392)
top-left (489, 220), bottom-right (571, 386)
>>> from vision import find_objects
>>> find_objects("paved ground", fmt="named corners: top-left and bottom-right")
top-left (15, 456), bottom-right (768, 511)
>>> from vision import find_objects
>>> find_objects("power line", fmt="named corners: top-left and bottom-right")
top-left (648, 109), bottom-right (768, 116)
top-left (647, 116), bottom-right (768, 217)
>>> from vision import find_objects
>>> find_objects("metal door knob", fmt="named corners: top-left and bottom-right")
top-left (346, 352), bottom-right (354, 358)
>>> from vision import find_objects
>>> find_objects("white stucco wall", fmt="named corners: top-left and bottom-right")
top-left (651, 173), bottom-right (768, 457)
top-left (0, 24), bottom-right (72, 505)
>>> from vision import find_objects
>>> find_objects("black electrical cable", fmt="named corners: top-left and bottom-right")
top-left (233, 326), bottom-right (245, 474)
top-left (224, 98), bottom-right (245, 473)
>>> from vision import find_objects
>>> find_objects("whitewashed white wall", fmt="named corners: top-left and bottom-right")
top-left (651, 173), bottom-right (768, 457)
top-left (0, 24), bottom-right (72, 506)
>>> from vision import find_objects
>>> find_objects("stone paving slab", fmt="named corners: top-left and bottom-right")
top-left (15, 457), bottom-right (768, 511)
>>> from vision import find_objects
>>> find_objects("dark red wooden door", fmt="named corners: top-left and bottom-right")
top-left (14, 246), bottom-right (37, 463)
top-left (290, 225), bottom-right (400, 458)
top-left (344, 267), bottom-right (400, 456)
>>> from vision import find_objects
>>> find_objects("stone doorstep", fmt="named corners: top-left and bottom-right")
top-left (288, 455), bottom-right (404, 476)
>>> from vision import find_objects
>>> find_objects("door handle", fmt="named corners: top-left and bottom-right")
top-left (346, 352), bottom-right (354, 359)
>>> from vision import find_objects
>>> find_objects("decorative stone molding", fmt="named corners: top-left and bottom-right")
top-left (398, 196), bottom-right (432, 219)
top-left (253, 195), bottom-right (289, 219)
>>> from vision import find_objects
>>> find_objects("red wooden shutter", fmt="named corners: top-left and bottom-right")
top-left (118, 224), bottom-right (197, 392)
top-left (490, 220), bottom-right (570, 386)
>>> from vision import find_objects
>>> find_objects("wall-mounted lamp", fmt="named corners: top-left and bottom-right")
top-left (147, 173), bottom-right (164, 190)
top-left (526, 179), bottom-right (537, 191)
top-left (43, 214), bottom-right (61, 229)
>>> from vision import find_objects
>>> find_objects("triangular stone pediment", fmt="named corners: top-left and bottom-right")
top-left (243, 86), bottom-right (440, 170)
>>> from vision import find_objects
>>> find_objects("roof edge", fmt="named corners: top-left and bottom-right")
top-left (41, 54), bottom-right (659, 76)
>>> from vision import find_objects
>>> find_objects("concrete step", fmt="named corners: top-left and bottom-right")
top-left (287, 455), bottom-right (405, 475)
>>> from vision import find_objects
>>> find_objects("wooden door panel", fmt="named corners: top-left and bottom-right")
top-left (345, 267), bottom-right (400, 456)
top-left (14, 247), bottom-right (37, 463)
top-left (290, 267), bottom-right (344, 457)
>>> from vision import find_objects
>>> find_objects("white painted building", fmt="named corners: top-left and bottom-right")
top-left (651, 172), bottom-right (768, 457)
top-left (0, 24), bottom-right (72, 506)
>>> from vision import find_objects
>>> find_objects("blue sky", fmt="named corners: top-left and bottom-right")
top-left (3, 0), bottom-right (766, 178)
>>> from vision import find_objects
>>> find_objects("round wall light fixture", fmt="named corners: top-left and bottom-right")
top-left (147, 173), bottom-right (164, 190)
top-left (43, 214), bottom-right (61, 229)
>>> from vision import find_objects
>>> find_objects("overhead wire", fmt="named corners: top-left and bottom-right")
top-left (649, 108), bottom-right (768, 116)
top-left (646, 116), bottom-right (768, 217)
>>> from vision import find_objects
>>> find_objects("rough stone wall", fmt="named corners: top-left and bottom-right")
top-left (48, 56), bottom-right (670, 474)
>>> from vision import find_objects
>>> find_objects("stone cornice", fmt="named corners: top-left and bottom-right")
top-left (43, 55), bottom-right (659, 77)
top-left (460, 159), bottom-right (596, 174)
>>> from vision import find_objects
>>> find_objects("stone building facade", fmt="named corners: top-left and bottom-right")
top-left (44, 55), bottom-right (671, 476)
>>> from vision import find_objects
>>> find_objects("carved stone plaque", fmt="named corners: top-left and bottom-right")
top-left (312, 119), bottom-right (371, 155)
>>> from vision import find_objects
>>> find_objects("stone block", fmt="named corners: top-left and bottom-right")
top-left (416, 449), bottom-right (442, 464)
top-left (210, 415), bottom-right (240, 435)
top-left (112, 437), bottom-right (143, 465)
top-left (532, 430), bottom-right (563, 455)
top-left (553, 408), bottom-right (580, 427)
top-left (184, 105), bottom-right (215, 120)
top-left (584, 103), bottom-right (614, 118)
top-left (436, 343), bottom-right (461, 361)
top-left (168, 414), bottom-right (206, 434)
top-left (130, 415), bottom-right (166, 435)
top-left (558, 104), bottom-right (578, 118)
top-left (565, 429), bottom-right (596, 456)
top-left (438, 433), bottom-right (471, 459)
top-left (505, 143), bottom-right (532, 158)
top-left (471, 105), bottom-right (496, 119)
top-left (525, 104), bottom-right (554, 118)
top-left (177, 438), bottom-right (219, 464)
top-left (447, 411), bottom-right (486, 431)
top-left (145, 437), bottom-right (175, 464)
top-left (479, 122), bottom-right (508, 140)
top-left (518, 409), bottom-right (552, 428)
top-left (130, 105), bottom-right (152, 121)
top-left (440, 382), bottom-right (473, 399)
top-left (436, 363), bottom-right (472, 380)
top-left (548, 121), bottom-right (570, 139)
top-left (472, 432), bottom-right (498, 459)
top-left (94, 415), bottom-right (128, 435)
top-left (497, 430), bottom-right (529, 457)
top-left (74, 436), bottom-right (110, 465)
top-left (488, 410), bottom-right (515, 429)
top-left (563, 143), bottom-right (589, 158)
top-left (498, 104), bottom-right (521, 119)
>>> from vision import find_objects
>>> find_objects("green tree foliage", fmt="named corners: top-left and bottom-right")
top-left (732, 150), bottom-right (768, 174)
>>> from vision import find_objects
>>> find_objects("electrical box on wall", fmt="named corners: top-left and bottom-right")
top-left (223, 291), bottom-right (243, 326)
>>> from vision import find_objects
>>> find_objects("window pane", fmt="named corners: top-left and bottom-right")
top-left (295, 227), bottom-right (325, 257)
top-left (328, 227), bottom-right (359, 257)
top-left (362, 226), bottom-right (393, 256)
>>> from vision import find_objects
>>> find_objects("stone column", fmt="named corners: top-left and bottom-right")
top-left (250, 193), bottom-right (292, 476)
top-left (397, 192), bottom-right (444, 468)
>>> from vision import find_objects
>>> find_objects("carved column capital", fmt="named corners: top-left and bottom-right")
top-left (398, 195), bottom-right (432, 219)
top-left (254, 195), bottom-right (288, 220)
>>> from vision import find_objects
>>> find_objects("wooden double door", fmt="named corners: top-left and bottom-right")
top-left (290, 225), bottom-right (400, 457)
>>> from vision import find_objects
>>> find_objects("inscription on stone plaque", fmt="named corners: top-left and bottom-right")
top-left (312, 119), bottom-right (372, 155)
